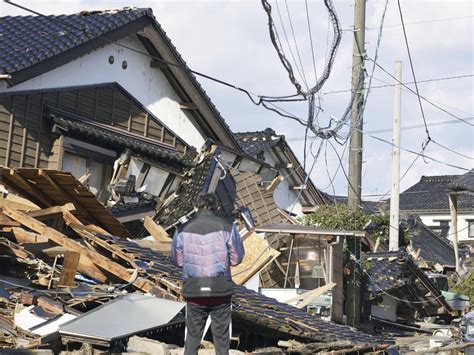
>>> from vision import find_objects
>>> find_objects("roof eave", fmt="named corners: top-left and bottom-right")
top-left (142, 21), bottom-right (242, 152)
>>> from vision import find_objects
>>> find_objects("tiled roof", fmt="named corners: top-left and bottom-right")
top-left (0, 8), bottom-right (152, 75)
top-left (107, 200), bottom-right (156, 218)
top-left (450, 169), bottom-right (474, 193)
top-left (235, 128), bottom-right (328, 207)
top-left (0, 8), bottom-right (241, 150)
top-left (325, 194), bottom-right (387, 214)
top-left (95, 233), bottom-right (384, 345)
top-left (399, 174), bottom-right (474, 212)
top-left (154, 150), bottom-right (219, 230)
top-left (45, 107), bottom-right (190, 169)
top-left (234, 128), bottom-right (282, 157)
top-left (363, 251), bottom-right (451, 314)
top-left (404, 215), bottom-right (456, 267)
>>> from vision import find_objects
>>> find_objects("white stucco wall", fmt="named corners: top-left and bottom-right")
top-left (0, 36), bottom-right (206, 149)
top-left (263, 150), bottom-right (304, 216)
top-left (419, 212), bottom-right (474, 242)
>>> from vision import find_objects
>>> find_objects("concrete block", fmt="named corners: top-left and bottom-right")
top-left (127, 336), bottom-right (170, 355)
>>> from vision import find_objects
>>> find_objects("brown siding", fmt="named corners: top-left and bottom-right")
top-left (0, 84), bottom-right (188, 169)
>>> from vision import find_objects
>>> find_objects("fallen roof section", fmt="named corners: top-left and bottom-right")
top-left (0, 167), bottom-right (130, 237)
top-left (404, 215), bottom-right (456, 268)
top-left (364, 252), bottom-right (452, 316)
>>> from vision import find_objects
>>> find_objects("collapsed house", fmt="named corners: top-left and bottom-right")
top-left (363, 251), bottom-right (453, 334)
top-left (0, 168), bottom-right (389, 352)
top-left (234, 128), bottom-right (328, 216)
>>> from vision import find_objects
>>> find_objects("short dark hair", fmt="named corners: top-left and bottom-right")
top-left (194, 192), bottom-right (219, 212)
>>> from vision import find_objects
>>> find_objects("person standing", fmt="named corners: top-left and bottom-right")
top-left (172, 193), bottom-right (245, 355)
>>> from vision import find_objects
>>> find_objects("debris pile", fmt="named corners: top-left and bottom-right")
top-left (0, 166), bottom-right (388, 353)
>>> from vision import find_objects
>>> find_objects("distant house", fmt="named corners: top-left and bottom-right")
top-left (235, 128), bottom-right (328, 216)
top-left (0, 8), bottom-right (241, 207)
top-left (399, 172), bottom-right (474, 242)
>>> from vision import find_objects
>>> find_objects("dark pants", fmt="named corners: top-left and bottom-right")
top-left (184, 302), bottom-right (231, 355)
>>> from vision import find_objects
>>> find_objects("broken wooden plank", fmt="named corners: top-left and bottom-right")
top-left (284, 282), bottom-right (336, 309)
top-left (58, 251), bottom-right (80, 287)
top-left (2, 207), bottom-right (168, 297)
top-left (1, 169), bottom-right (52, 207)
top-left (265, 175), bottom-right (284, 193)
top-left (27, 203), bottom-right (75, 221)
top-left (0, 192), bottom-right (40, 211)
top-left (231, 232), bottom-right (280, 285)
top-left (10, 227), bottom-right (48, 244)
top-left (144, 216), bottom-right (172, 243)
top-left (61, 206), bottom-right (111, 236)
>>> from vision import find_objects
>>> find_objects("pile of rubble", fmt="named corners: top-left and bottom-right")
top-left (0, 166), bottom-right (389, 353)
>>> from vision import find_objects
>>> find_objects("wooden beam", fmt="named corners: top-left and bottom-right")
top-left (284, 282), bottom-right (336, 309)
top-left (150, 60), bottom-right (167, 68)
top-left (5, 100), bottom-right (14, 166)
top-left (275, 163), bottom-right (294, 169)
top-left (27, 203), bottom-right (76, 221)
top-left (2, 207), bottom-right (167, 296)
top-left (38, 169), bottom-right (93, 221)
top-left (58, 251), bottom-right (80, 287)
top-left (290, 184), bottom-right (307, 191)
top-left (179, 102), bottom-right (198, 110)
top-left (3, 169), bottom-right (52, 207)
top-left (0, 194), bottom-right (40, 211)
top-left (11, 227), bottom-right (49, 244)
top-left (60, 206), bottom-right (111, 236)
top-left (144, 216), bottom-right (171, 243)
top-left (265, 175), bottom-right (284, 193)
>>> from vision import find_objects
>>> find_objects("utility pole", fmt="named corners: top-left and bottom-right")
top-left (389, 61), bottom-right (402, 251)
top-left (347, 0), bottom-right (366, 210)
top-left (449, 193), bottom-right (461, 273)
top-left (346, 0), bottom-right (365, 327)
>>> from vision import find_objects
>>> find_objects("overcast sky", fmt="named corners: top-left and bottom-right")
top-left (1, 0), bottom-right (473, 200)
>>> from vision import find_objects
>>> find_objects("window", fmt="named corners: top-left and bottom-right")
top-left (468, 220), bottom-right (474, 238)
top-left (433, 220), bottom-right (450, 228)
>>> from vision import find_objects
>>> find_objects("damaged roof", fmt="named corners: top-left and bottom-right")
top-left (234, 128), bottom-right (281, 157)
top-left (363, 252), bottom-right (451, 315)
top-left (45, 107), bottom-right (191, 169)
top-left (399, 174), bottom-right (474, 213)
top-left (96, 233), bottom-right (382, 345)
top-left (404, 215), bottom-right (456, 268)
top-left (0, 7), bottom-right (241, 150)
top-left (154, 149), bottom-right (219, 230)
top-left (235, 128), bottom-right (328, 207)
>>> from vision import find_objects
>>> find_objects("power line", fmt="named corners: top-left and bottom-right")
top-left (370, 76), bottom-right (474, 117)
top-left (286, 117), bottom-right (474, 140)
top-left (304, 0), bottom-right (318, 84)
top-left (322, 73), bottom-right (474, 95)
top-left (2, 0), bottom-right (309, 119)
top-left (365, 15), bottom-right (474, 30)
top-left (341, 121), bottom-right (471, 172)
top-left (283, 0), bottom-right (310, 90)
top-left (370, 60), bottom-right (474, 127)
top-left (397, 0), bottom-right (430, 143)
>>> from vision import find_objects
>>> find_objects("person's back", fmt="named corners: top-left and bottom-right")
top-left (172, 193), bottom-right (244, 355)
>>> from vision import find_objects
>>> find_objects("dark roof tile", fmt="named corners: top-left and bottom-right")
top-left (404, 215), bottom-right (456, 267)
top-left (0, 8), bottom-right (151, 75)
top-left (399, 173), bottom-right (474, 212)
